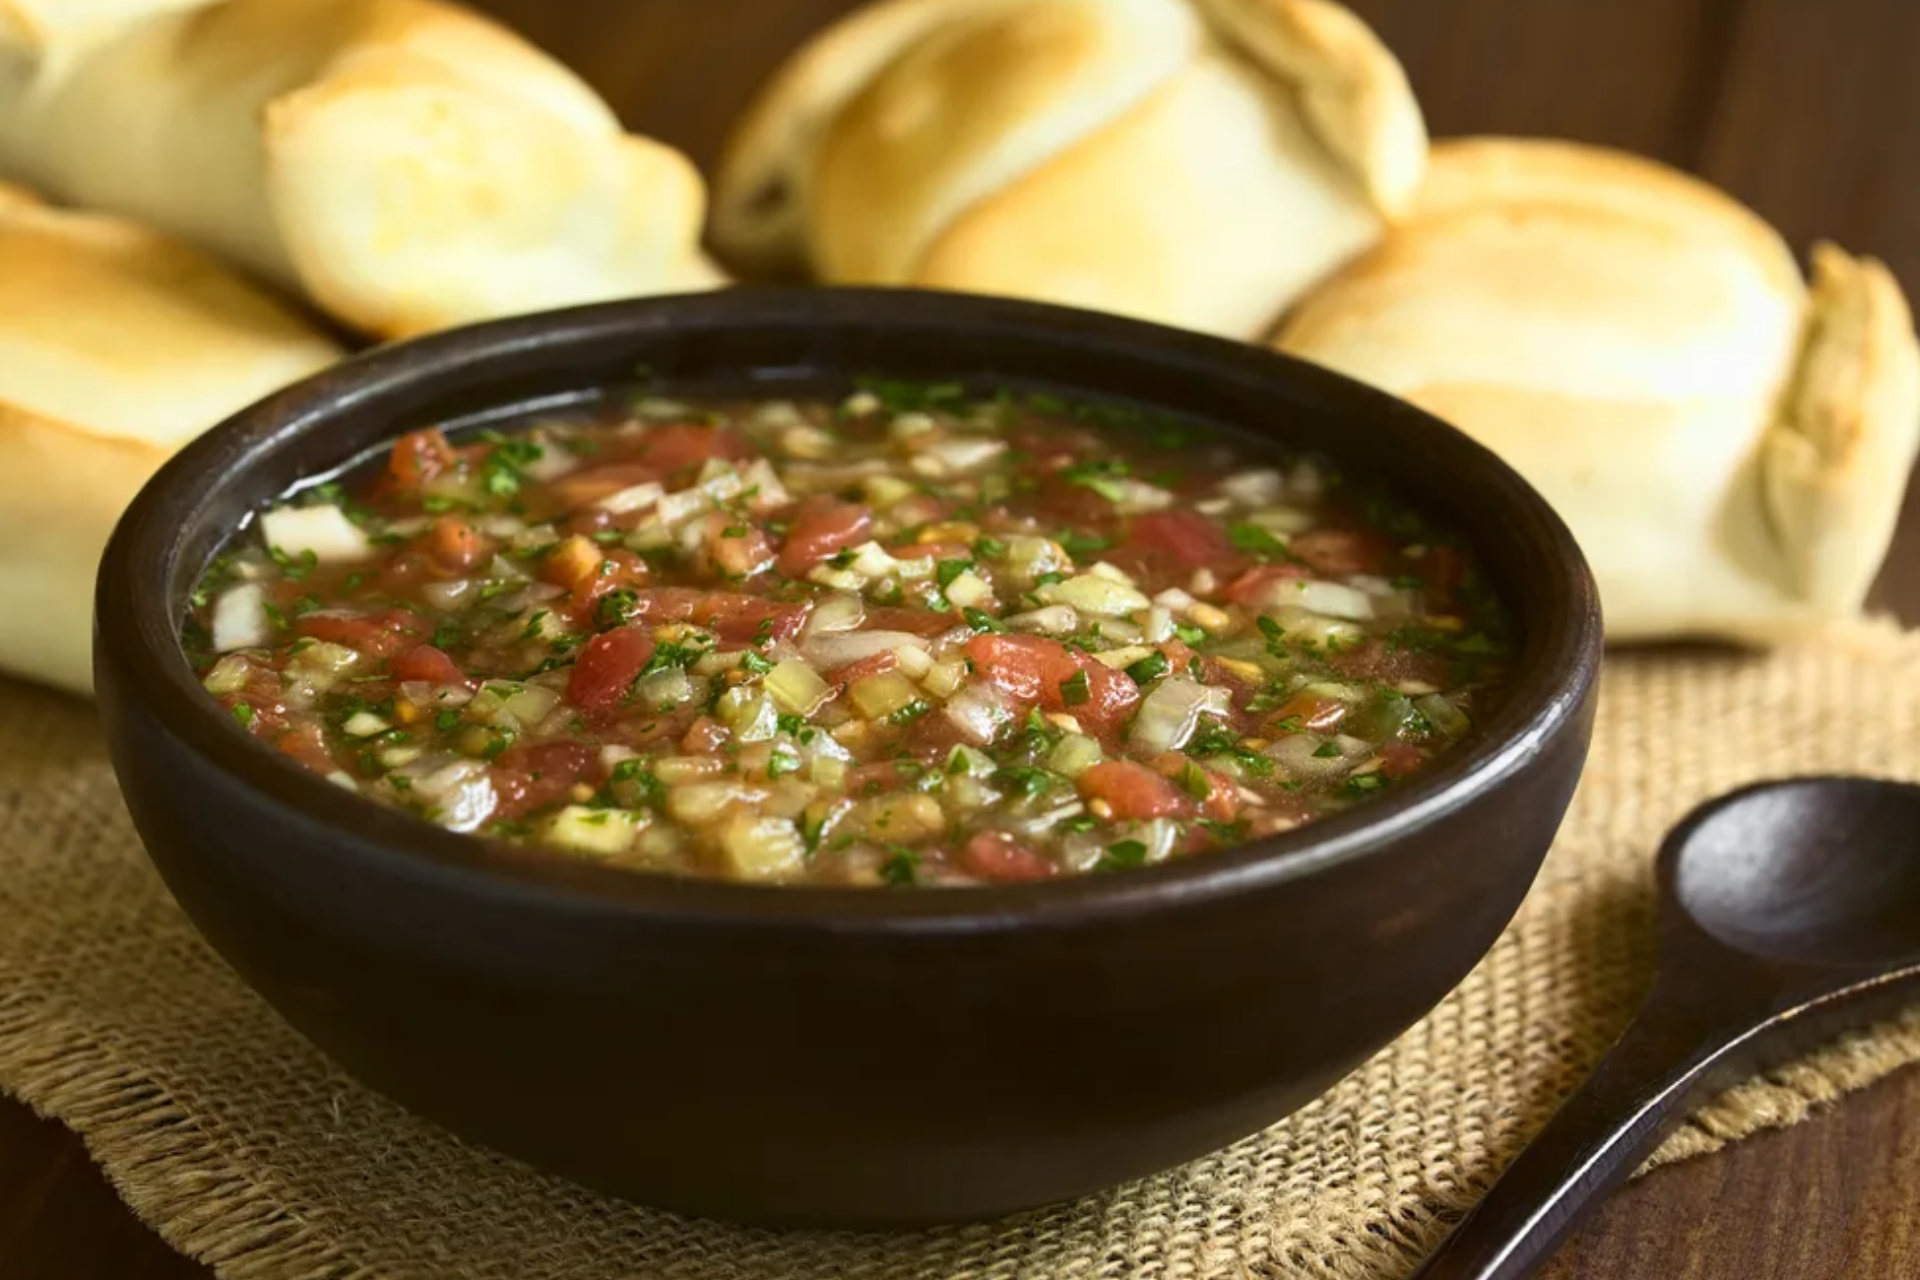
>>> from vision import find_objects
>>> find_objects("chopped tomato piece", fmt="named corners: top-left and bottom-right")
top-left (704, 513), bottom-right (774, 580)
top-left (547, 463), bottom-right (662, 513)
top-left (567, 627), bottom-right (655, 713)
top-left (864, 605), bottom-right (956, 637)
top-left (1126, 510), bottom-right (1231, 574)
top-left (959, 831), bottom-right (1057, 883)
top-left (1378, 743), bottom-right (1426, 779)
top-left (1222, 562), bottom-right (1312, 606)
top-left (391, 644), bottom-right (469, 687)
top-left (964, 634), bottom-right (1139, 734)
top-left (1287, 528), bottom-right (1393, 576)
top-left (295, 609), bottom-right (428, 659)
top-left (825, 650), bottom-right (899, 691)
top-left (694, 594), bottom-right (810, 644)
top-left (385, 428), bottom-right (456, 492)
top-left (492, 741), bottom-right (599, 820)
top-left (1272, 694), bottom-right (1348, 733)
top-left (1078, 759), bottom-right (1184, 820)
top-left (273, 721), bottom-right (335, 775)
top-left (425, 516), bottom-right (489, 574)
top-left (778, 496), bottom-right (872, 578)
top-left (682, 716), bottom-right (729, 753)
top-left (634, 423), bottom-right (754, 475)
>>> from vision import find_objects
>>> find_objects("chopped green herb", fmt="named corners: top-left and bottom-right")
top-left (1313, 741), bottom-right (1343, 759)
top-left (1126, 651), bottom-right (1171, 684)
top-left (1060, 669), bottom-right (1091, 706)
top-left (971, 535), bottom-right (1007, 560)
top-left (878, 847), bottom-right (921, 885)
top-left (963, 607), bottom-right (1005, 634)
top-left (597, 589), bottom-right (639, 630)
top-left (935, 558), bottom-right (972, 590)
top-left (740, 650), bottom-right (775, 676)
top-left (231, 702), bottom-right (256, 729)
top-left (1229, 523), bottom-right (1286, 555)
top-left (1058, 459), bottom-right (1131, 503)
top-left (1098, 840), bottom-right (1149, 871)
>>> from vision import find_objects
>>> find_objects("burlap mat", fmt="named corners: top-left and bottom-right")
top-left (5, 624), bottom-right (1920, 1279)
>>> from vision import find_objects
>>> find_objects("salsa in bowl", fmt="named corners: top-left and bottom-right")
top-left (187, 386), bottom-right (1510, 886)
top-left (98, 287), bottom-right (1598, 1227)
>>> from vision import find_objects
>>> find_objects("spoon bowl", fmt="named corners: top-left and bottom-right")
top-left (1415, 775), bottom-right (1920, 1280)
top-left (1668, 776), bottom-right (1920, 969)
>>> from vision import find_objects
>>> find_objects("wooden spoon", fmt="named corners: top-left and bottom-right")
top-left (1412, 776), bottom-right (1920, 1279)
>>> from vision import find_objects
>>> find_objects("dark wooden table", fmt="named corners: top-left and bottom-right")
top-left (6, 2), bottom-right (1919, 1275)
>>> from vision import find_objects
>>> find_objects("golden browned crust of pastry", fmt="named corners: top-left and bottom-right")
top-left (0, 188), bottom-right (343, 693)
top-left (1275, 137), bottom-right (1920, 643)
top-left (0, 0), bottom-right (721, 339)
top-left (711, 0), bottom-right (1425, 338)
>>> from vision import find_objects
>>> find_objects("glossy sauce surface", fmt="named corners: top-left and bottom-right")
top-left (186, 386), bottom-right (1510, 885)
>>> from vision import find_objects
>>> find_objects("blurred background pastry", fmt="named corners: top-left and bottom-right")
top-left (0, 181), bottom-right (344, 693)
top-left (0, 0), bottom-right (723, 340)
top-left (1275, 139), bottom-right (1920, 644)
top-left (712, 0), bottom-right (1425, 340)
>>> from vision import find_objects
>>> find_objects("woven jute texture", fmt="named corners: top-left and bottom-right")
top-left (5, 623), bottom-right (1920, 1280)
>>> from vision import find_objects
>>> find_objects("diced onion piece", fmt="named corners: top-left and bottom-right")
top-left (1266, 605), bottom-right (1366, 649)
top-left (379, 745), bottom-right (424, 769)
top-left (1266, 733), bottom-right (1371, 778)
top-left (326, 771), bottom-right (358, 791)
top-left (803, 592), bottom-right (866, 636)
top-left (260, 504), bottom-right (373, 564)
top-left (810, 756), bottom-right (848, 788)
top-left (1142, 606), bottom-right (1175, 645)
top-left (1137, 817), bottom-right (1180, 863)
top-left (861, 474), bottom-right (918, 508)
top-left (945, 744), bottom-right (996, 777)
top-left (420, 578), bottom-right (475, 611)
top-left (201, 654), bottom-right (252, 696)
top-left (782, 424), bottom-right (837, 458)
top-left (803, 630), bottom-right (927, 670)
top-left (944, 681), bottom-right (1016, 746)
top-left (718, 814), bottom-right (807, 880)
top-left (942, 569), bottom-right (994, 610)
top-left (1047, 733), bottom-right (1104, 778)
top-left (1247, 505), bottom-right (1317, 535)
top-left (635, 667), bottom-right (693, 709)
top-left (543, 806), bottom-right (645, 857)
top-left (893, 644), bottom-right (934, 678)
top-left (1111, 479), bottom-right (1175, 512)
top-left (1044, 571), bottom-right (1144, 617)
top-left (1417, 693), bottom-right (1472, 738)
top-left (656, 468), bottom-right (743, 526)
top-left (343, 711), bottom-right (390, 737)
top-left (764, 659), bottom-right (829, 715)
top-left (653, 755), bottom-right (724, 785)
top-left (1005, 606), bottom-right (1078, 635)
top-left (888, 411), bottom-right (938, 444)
top-left (211, 583), bottom-right (270, 652)
top-left (596, 481), bottom-right (665, 514)
top-left (667, 781), bottom-right (766, 826)
top-left (720, 690), bottom-right (779, 743)
top-left (922, 655), bottom-right (968, 698)
top-left (808, 565), bottom-right (867, 592)
top-left (1128, 675), bottom-right (1231, 753)
top-left (1288, 580), bottom-right (1376, 621)
top-left (1089, 645), bottom-right (1155, 671)
top-left (521, 443), bottom-right (578, 482)
top-left (1220, 469), bottom-right (1283, 506)
top-left (848, 793), bottom-right (944, 843)
top-left (396, 757), bottom-right (496, 833)
top-left (1154, 586), bottom-right (1197, 610)
top-left (1005, 535), bottom-right (1069, 584)
top-left (849, 671), bottom-right (919, 719)
top-left (599, 745), bottom-right (638, 773)
top-left (737, 458), bottom-right (792, 510)
top-left (912, 436), bottom-right (1005, 476)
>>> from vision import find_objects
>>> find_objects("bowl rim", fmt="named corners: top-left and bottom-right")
top-left (96, 285), bottom-right (1603, 935)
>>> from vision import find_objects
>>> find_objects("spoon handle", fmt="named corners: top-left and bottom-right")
top-left (1407, 999), bottom-right (1753, 1280)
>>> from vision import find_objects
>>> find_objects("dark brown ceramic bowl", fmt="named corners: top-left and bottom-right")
top-left (94, 287), bottom-right (1602, 1229)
